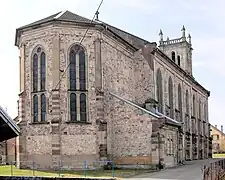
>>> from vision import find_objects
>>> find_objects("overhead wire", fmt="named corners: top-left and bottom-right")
top-left (32, 0), bottom-right (104, 119)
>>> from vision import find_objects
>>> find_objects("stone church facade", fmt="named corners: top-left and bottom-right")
top-left (14, 11), bottom-right (211, 170)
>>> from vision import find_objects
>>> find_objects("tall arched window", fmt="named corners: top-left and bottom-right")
top-left (193, 94), bottom-right (196, 116)
top-left (177, 55), bottom-right (181, 66)
top-left (40, 52), bottom-right (46, 91)
top-left (172, 51), bottom-right (176, 62)
top-left (69, 50), bottom-right (76, 90)
top-left (33, 95), bottom-right (38, 122)
top-left (80, 93), bottom-right (87, 121)
top-left (156, 69), bottom-right (163, 113)
top-left (33, 54), bottom-right (38, 92)
top-left (79, 51), bottom-right (86, 90)
top-left (199, 99), bottom-right (201, 119)
top-left (69, 44), bottom-right (88, 122)
top-left (204, 103), bottom-right (207, 121)
top-left (168, 77), bottom-right (174, 118)
top-left (178, 84), bottom-right (182, 121)
top-left (186, 90), bottom-right (189, 114)
top-left (41, 94), bottom-right (46, 122)
top-left (31, 46), bottom-right (47, 123)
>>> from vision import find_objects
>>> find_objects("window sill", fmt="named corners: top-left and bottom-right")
top-left (65, 121), bottom-right (91, 125)
top-left (30, 122), bottom-right (50, 125)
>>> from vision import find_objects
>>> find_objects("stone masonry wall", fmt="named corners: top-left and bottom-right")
top-left (17, 25), bottom-right (101, 169)
top-left (154, 48), bottom-right (210, 160)
top-left (17, 24), bottom-right (156, 169)
top-left (100, 33), bottom-right (156, 166)
top-left (0, 141), bottom-right (6, 164)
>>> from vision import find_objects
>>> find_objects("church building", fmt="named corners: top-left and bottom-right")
top-left (15, 10), bottom-right (211, 170)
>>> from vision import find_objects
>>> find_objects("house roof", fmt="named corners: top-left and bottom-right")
top-left (15, 10), bottom-right (210, 96)
top-left (0, 107), bottom-right (20, 142)
top-left (211, 125), bottom-right (225, 137)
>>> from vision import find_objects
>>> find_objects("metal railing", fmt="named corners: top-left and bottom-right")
top-left (0, 160), bottom-right (115, 178)
top-left (203, 159), bottom-right (225, 180)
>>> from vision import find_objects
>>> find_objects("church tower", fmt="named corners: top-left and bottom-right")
top-left (158, 26), bottom-right (193, 75)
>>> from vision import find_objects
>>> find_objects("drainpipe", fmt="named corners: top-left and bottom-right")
top-left (177, 130), bottom-right (179, 164)
top-left (158, 132), bottom-right (161, 168)
top-left (158, 125), bottom-right (163, 169)
top-left (15, 138), bottom-right (17, 163)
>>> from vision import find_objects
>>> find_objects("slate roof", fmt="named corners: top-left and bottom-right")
top-left (17, 11), bottom-right (93, 30)
top-left (15, 10), bottom-right (150, 49)
top-left (100, 22), bottom-right (150, 49)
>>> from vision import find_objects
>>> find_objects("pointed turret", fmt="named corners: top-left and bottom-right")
top-left (159, 29), bottom-right (163, 42)
top-left (181, 25), bottom-right (186, 39)
top-left (188, 33), bottom-right (191, 44)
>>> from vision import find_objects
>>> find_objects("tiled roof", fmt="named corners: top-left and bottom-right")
top-left (57, 10), bottom-right (92, 23)
top-left (18, 12), bottom-right (62, 30)
top-left (102, 23), bottom-right (150, 49)
top-left (16, 10), bottom-right (150, 50)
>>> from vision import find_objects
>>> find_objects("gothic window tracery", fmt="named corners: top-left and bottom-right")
top-left (178, 84), bottom-right (182, 121)
top-left (69, 44), bottom-right (88, 122)
top-left (172, 51), bottom-right (176, 61)
top-left (168, 77), bottom-right (174, 118)
top-left (32, 46), bottom-right (47, 123)
top-left (156, 69), bottom-right (163, 113)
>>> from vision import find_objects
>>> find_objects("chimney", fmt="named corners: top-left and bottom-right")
top-left (215, 125), bottom-right (217, 128)
top-left (221, 125), bottom-right (223, 132)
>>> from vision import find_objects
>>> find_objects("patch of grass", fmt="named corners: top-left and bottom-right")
top-left (0, 165), bottom-right (151, 178)
top-left (213, 153), bottom-right (225, 159)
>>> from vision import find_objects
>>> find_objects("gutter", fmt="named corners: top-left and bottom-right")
top-left (155, 111), bottom-right (182, 127)
top-left (109, 92), bottom-right (159, 118)
top-left (109, 92), bottom-right (182, 128)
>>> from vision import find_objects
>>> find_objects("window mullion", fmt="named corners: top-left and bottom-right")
top-left (38, 94), bottom-right (41, 122)
top-left (38, 54), bottom-right (40, 92)
top-left (77, 92), bottom-right (80, 121)
top-left (76, 53), bottom-right (79, 90)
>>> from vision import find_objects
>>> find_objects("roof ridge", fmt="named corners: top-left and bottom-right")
top-left (54, 10), bottom-right (65, 19)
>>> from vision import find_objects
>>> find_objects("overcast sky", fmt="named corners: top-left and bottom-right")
top-left (0, 0), bottom-right (224, 127)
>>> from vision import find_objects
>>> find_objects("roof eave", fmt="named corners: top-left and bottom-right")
top-left (15, 19), bottom-right (98, 47)
top-left (15, 19), bottom-right (56, 47)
